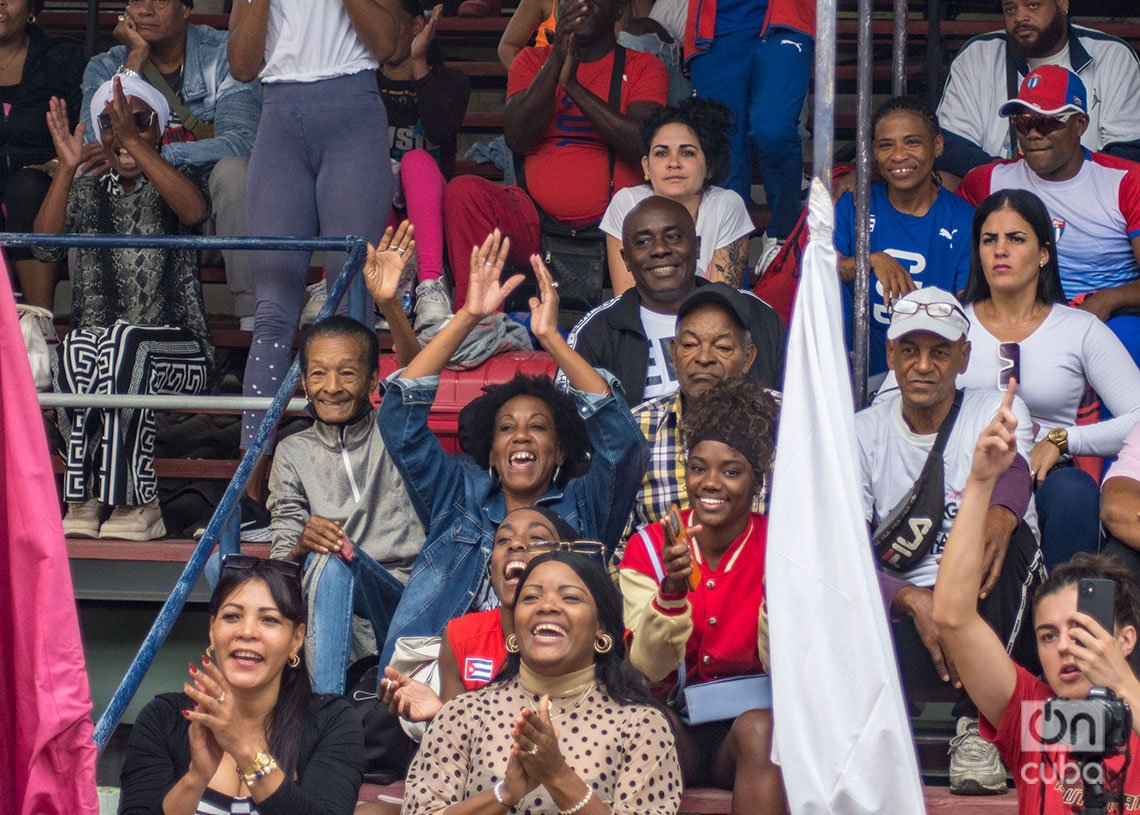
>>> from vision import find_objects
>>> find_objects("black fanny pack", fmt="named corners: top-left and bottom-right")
top-left (872, 390), bottom-right (963, 573)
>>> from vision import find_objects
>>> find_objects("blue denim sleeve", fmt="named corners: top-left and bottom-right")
top-left (162, 74), bottom-right (260, 166)
top-left (377, 373), bottom-right (469, 529)
top-left (564, 371), bottom-right (648, 553)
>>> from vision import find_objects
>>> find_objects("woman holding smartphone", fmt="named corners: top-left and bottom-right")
top-left (933, 382), bottom-right (1140, 814)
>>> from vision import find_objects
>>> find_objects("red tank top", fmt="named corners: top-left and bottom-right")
top-left (446, 609), bottom-right (508, 691)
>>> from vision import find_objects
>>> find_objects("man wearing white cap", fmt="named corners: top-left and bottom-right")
top-left (957, 65), bottom-right (1140, 361)
top-left (855, 286), bottom-right (1044, 795)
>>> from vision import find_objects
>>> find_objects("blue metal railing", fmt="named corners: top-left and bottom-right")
top-left (2, 232), bottom-right (370, 752)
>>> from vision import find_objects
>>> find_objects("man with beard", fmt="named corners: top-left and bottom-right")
top-left (936, 0), bottom-right (1140, 179)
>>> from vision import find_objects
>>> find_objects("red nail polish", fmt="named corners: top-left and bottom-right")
top-left (189, 663), bottom-right (197, 674)
top-left (181, 709), bottom-right (191, 718)
top-left (202, 653), bottom-right (210, 666)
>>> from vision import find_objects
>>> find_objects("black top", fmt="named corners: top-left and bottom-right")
top-left (0, 25), bottom-right (84, 191)
top-left (568, 278), bottom-right (787, 405)
top-left (117, 692), bottom-right (364, 815)
top-left (377, 64), bottom-right (470, 180)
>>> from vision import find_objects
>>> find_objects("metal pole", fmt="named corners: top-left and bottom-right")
top-left (92, 239), bottom-right (370, 752)
top-left (84, 0), bottom-right (99, 59)
top-left (925, 0), bottom-right (943, 108)
top-left (0, 233), bottom-right (358, 253)
top-left (812, 0), bottom-right (837, 185)
top-left (892, 0), bottom-right (908, 96)
top-left (852, 0), bottom-right (874, 408)
top-left (39, 393), bottom-right (312, 411)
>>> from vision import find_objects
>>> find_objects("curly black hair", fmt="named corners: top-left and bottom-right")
top-left (496, 551), bottom-right (661, 708)
top-left (639, 97), bottom-right (736, 188)
top-left (871, 94), bottom-right (941, 140)
top-left (457, 374), bottom-right (592, 487)
top-left (679, 378), bottom-right (779, 482)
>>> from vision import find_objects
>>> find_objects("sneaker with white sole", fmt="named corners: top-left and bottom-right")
top-left (300, 280), bottom-right (328, 328)
top-left (414, 278), bottom-right (453, 332)
top-left (753, 233), bottom-right (785, 283)
top-left (98, 498), bottom-right (167, 541)
top-left (62, 497), bottom-right (103, 539)
top-left (948, 716), bottom-right (1008, 795)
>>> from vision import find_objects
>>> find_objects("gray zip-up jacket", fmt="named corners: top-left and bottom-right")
top-left (268, 408), bottom-right (424, 583)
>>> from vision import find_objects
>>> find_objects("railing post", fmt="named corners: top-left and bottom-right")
top-left (892, 0), bottom-right (909, 96)
top-left (813, 0), bottom-right (836, 186)
top-left (852, 0), bottom-right (874, 408)
top-left (925, 0), bottom-right (943, 108)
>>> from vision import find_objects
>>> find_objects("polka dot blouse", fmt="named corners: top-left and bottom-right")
top-left (402, 678), bottom-right (682, 815)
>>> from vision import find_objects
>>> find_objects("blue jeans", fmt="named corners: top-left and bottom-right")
top-left (1036, 466), bottom-right (1102, 570)
top-left (206, 549), bottom-right (405, 694)
top-left (688, 27), bottom-right (813, 240)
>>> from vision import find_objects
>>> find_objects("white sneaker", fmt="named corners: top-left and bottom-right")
top-left (98, 498), bottom-right (167, 541)
top-left (299, 280), bottom-right (328, 328)
top-left (62, 497), bottom-right (103, 539)
top-left (948, 716), bottom-right (1008, 795)
top-left (414, 278), bottom-right (453, 332)
top-left (753, 233), bottom-right (785, 283)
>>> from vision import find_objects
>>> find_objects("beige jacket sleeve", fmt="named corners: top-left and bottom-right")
top-left (620, 568), bottom-right (693, 683)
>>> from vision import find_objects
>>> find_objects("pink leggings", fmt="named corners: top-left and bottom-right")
top-left (388, 149), bottom-right (446, 283)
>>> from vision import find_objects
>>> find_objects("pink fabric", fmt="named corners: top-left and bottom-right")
top-left (399, 149), bottom-right (446, 283)
top-left (0, 257), bottom-right (98, 815)
top-left (1106, 421), bottom-right (1140, 484)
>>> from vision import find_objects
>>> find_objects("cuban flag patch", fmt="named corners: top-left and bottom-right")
top-left (1052, 218), bottom-right (1066, 243)
top-left (465, 657), bottom-right (495, 683)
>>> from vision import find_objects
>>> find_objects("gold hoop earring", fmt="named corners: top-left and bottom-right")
top-left (505, 634), bottom-right (519, 653)
top-left (595, 634), bottom-right (613, 654)
top-left (288, 653), bottom-right (301, 668)
top-left (643, 173), bottom-right (650, 181)
top-left (205, 645), bottom-right (215, 660)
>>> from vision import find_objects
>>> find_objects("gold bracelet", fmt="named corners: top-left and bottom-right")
top-left (237, 752), bottom-right (278, 786)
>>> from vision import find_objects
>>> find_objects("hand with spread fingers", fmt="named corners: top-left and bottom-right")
top-left (181, 654), bottom-right (260, 763)
top-left (363, 220), bottom-right (415, 308)
top-left (184, 660), bottom-right (225, 786)
top-left (527, 253), bottom-right (561, 346)
top-left (462, 229), bottom-right (525, 320)
top-left (45, 97), bottom-right (84, 172)
top-left (105, 76), bottom-right (152, 155)
top-left (513, 695), bottom-right (569, 784)
top-left (381, 666), bottom-right (443, 723)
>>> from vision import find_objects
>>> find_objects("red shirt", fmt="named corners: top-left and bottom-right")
top-left (506, 46), bottom-right (668, 226)
top-left (620, 509), bottom-right (767, 693)
top-left (446, 609), bottom-right (507, 691)
top-left (980, 664), bottom-right (1140, 813)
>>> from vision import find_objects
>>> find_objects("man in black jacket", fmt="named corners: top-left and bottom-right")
top-left (564, 195), bottom-right (784, 405)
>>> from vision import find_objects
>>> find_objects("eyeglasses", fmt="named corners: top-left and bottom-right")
top-left (97, 110), bottom-right (156, 135)
top-left (221, 553), bottom-right (302, 581)
top-left (525, 540), bottom-right (606, 558)
top-left (998, 341), bottom-right (1021, 390)
top-left (1010, 112), bottom-right (1078, 137)
top-left (126, 0), bottom-right (180, 8)
top-left (890, 299), bottom-right (969, 324)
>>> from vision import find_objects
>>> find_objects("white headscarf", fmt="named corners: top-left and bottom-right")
top-left (88, 75), bottom-right (171, 141)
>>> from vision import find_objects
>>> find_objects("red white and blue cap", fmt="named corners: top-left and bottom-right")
top-left (999, 65), bottom-right (1087, 117)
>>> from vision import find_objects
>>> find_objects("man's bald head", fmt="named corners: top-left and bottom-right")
top-left (620, 196), bottom-right (700, 312)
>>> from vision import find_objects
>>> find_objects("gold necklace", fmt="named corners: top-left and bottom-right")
top-left (0, 36), bottom-right (27, 76)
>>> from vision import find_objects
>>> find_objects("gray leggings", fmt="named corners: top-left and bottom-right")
top-left (242, 70), bottom-right (392, 449)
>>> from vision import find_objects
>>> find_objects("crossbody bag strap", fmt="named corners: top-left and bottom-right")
top-left (638, 525), bottom-right (688, 694)
top-left (605, 45), bottom-right (626, 199)
top-left (141, 60), bottom-right (213, 140)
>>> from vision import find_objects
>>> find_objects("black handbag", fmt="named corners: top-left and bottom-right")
top-left (511, 47), bottom-right (627, 312)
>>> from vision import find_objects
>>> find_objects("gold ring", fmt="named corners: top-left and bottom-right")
top-left (216, 692), bottom-right (226, 704)
top-left (395, 247), bottom-right (406, 254)
top-left (118, 13), bottom-right (125, 21)
top-left (483, 261), bottom-right (494, 267)
top-left (526, 744), bottom-right (538, 755)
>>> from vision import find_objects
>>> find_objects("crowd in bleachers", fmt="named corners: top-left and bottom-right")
top-left (6, 0), bottom-right (1140, 811)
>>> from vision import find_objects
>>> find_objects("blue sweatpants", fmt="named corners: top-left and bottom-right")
top-left (242, 70), bottom-right (393, 450)
top-left (688, 27), bottom-right (813, 240)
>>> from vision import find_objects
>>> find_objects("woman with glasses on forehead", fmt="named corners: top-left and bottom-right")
top-left (403, 550), bottom-right (681, 815)
top-left (958, 189), bottom-right (1140, 567)
top-left (118, 554), bottom-right (364, 814)
top-left (619, 377), bottom-right (783, 815)
top-left (36, 75), bottom-right (214, 542)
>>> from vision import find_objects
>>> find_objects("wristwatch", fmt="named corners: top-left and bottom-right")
top-left (1046, 427), bottom-right (1069, 456)
top-left (237, 752), bottom-right (278, 786)
top-left (116, 66), bottom-right (142, 79)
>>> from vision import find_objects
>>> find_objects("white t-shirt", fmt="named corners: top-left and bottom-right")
top-left (856, 389), bottom-right (1038, 587)
top-left (640, 305), bottom-right (679, 400)
top-left (959, 304), bottom-right (1140, 456)
top-left (600, 185), bottom-right (754, 283)
top-left (262, 0), bottom-right (379, 84)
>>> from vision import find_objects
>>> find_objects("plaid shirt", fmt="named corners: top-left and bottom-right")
top-left (625, 390), bottom-right (778, 540)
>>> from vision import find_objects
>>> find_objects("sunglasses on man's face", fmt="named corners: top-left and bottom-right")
top-left (1010, 112), bottom-right (1077, 137)
top-left (221, 553), bottom-right (302, 581)
top-left (97, 109), bottom-right (157, 135)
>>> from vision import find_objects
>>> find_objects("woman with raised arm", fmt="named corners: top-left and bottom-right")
top-left (402, 551), bottom-right (681, 815)
top-left (118, 555), bottom-right (363, 814)
top-left (933, 381), bottom-right (1140, 813)
top-left (374, 232), bottom-right (646, 666)
top-left (228, 0), bottom-right (398, 494)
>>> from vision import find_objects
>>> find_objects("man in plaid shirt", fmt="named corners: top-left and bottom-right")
top-left (626, 284), bottom-right (780, 538)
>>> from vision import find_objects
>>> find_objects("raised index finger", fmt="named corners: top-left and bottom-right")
top-left (1001, 376), bottom-right (1017, 413)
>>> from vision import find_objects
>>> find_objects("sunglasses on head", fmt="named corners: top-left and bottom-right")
top-left (525, 540), bottom-right (606, 558)
top-left (221, 553), bottom-right (302, 581)
top-left (97, 109), bottom-right (157, 135)
top-left (1010, 112), bottom-right (1078, 137)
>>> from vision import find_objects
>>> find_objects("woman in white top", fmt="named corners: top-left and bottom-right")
top-left (960, 189), bottom-right (1140, 567)
top-left (228, 0), bottom-right (397, 477)
top-left (601, 97), bottom-right (753, 294)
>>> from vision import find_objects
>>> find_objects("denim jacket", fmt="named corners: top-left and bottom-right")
top-left (81, 24), bottom-right (260, 167)
top-left (376, 369), bottom-right (647, 665)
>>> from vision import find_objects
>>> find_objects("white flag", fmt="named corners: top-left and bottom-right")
top-left (767, 179), bottom-right (925, 813)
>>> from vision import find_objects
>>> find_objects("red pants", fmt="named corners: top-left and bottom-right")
top-left (442, 175), bottom-right (541, 309)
